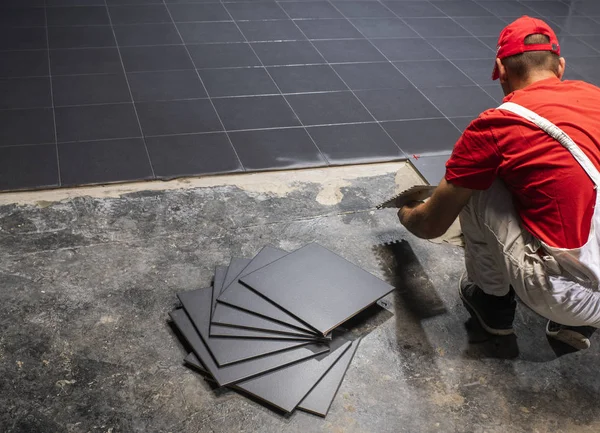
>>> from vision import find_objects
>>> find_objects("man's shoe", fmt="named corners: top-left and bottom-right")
top-left (459, 272), bottom-right (516, 336)
top-left (546, 320), bottom-right (596, 350)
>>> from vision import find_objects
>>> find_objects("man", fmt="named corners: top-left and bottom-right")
top-left (398, 16), bottom-right (600, 350)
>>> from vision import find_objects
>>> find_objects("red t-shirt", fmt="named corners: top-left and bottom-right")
top-left (446, 77), bottom-right (600, 249)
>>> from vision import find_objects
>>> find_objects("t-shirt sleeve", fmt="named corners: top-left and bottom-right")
top-left (445, 115), bottom-right (501, 190)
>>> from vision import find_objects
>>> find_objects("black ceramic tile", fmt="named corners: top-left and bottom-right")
top-left (0, 108), bottom-right (55, 146)
top-left (0, 77), bottom-right (51, 110)
top-left (47, 0), bottom-right (105, 4)
top-left (453, 59), bottom-right (495, 86)
top-left (120, 45), bottom-right (194, 72)
top-left (560, 36), bottom-right (600, 57)
top-left (478, 36), bottom-right (498, 50)
top-left (178, 288), bottom-right (311, 366)
top-left (211, 265), bottom-right (228, 314)
top-left (136, 99), bottom-right (222, 136)
top-left (241, 243), bottom-right (395, 335)
top-left (372, 38), bottom-right (443, 61)
top-left (48, 26), bottom-right (116, 49)
top-left (308, 122), bottom-right (401, 164)
top-left (298, 339), bottom-right (360, 417)
top-left (453, 16), bottom-right (507, 36)
top-left (521, 1), bottom-right (571, 17)
top-left (355, 87), bottom-right (442, 121)
top-left (188, 43), bottom-right (261, 68)
top-left (0, 51), bottom-right (49, 78)
top-left (225, 2), bottom-right (288, 20)
top-left (146, 133), bottom-right (243, 177)
top-left (108, 5), bottom-right (171, 24)
top-left (403, 18), bottom-right (470, 37)
top-left (567, 57), bottom-right (600, 86)
top-left (0, 27), bottom-right (47, 50)
top-left (53, 73), bottom-right (131, 106)
top-left (410, 153), bottom-right (450, 185)
top-left (0, 145), bottom-right (58, 192)
top-left (179, 22), bottom-right (247, 44)
top-left (475, 0), bottom-right (536, 17)
top-left (294, 19), bottom-right (363, 40)
top-left (481, 84), bottom-right (505, 103)
top-left (350, 18), bottom-right (418, 38)
top-left (395, 60), bottom-right (473, 87)
top-left (430, 1), bottom-right (493, 17)
top-left (312, 39), bottom-right (386, 63)
top-left (50, 48), bottom-right (123, 75)
top-left (574, 1), bottom-right (600, 16)
top-left (55, 104), bottom-right (141, 142)
top-left (128, 70), bottom-right (207, 101)
top-left (332, 1), bottom-right (394, 18)
top-left (238, 20), bottom-right (306, 42)
top-left (0, 7), bottom-right (45, 27)
top-left (229, 127), bottom-right (325, 170)
top-left (214, 95), bottom-right (301, 131)
top-left (200, 67), bottom-right (279, 97)
top-left (560, 17), bottom-right (600, 36)
top-left (113, 23), bottom-right (182, 46)
top-left (382, 1), bottom-right (444, 18)
top-left (46, 6), bottom-right (110, 26)
top-left (58, 138), bottom-right (153, 186)
top-left (279, 2), bottom-right (343, 19)
top-left (427, 36), bottom-right (494, 59)
top-left (168, 3), bottom-right (231, 22)
top-left (449, 116), bottom-right (473, 132)
top-left (579, 35), bottom-right (600, 54)
top-left (222, 258), bottom-right (252, 293)
top-left (210, 323), bottom-right (314, 339)
top-left (267, 65), bottom-right (347, 93)
top-left (420, 86), bottom-right (497, 117)
top-left (332, 62), bottom-right (411, 90)
top-left (169, 308), bottom-right (328, 386)
top-left (382, 118), bottom-right (460, 154)
top-left (251, 41), bottom-right (326, 66)
top-left (286, 91), bottom-right (372, 125)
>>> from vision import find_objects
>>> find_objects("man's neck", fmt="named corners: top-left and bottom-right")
top-left (511, 72), bottom-right (558, 92)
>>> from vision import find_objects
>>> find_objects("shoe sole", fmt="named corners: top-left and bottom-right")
top-left (546, 326), bottom-right (591, 351)
top-left (458, 281), bottom-right (515, 337)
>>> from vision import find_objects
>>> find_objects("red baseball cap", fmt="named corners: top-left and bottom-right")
top-left (492, 16), bottom-right (560, 80)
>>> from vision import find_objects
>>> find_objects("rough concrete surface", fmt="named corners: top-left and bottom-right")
top-left (1, 163), bottom-right (600, 433)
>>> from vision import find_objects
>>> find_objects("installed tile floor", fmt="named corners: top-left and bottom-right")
top-left (1, 0), bottom-right (599, 191)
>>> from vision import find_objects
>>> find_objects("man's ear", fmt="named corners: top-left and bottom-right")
top-left (557, 57), bottom-right (566, 79)
top-left (496, 58), bottom-right (507, 82)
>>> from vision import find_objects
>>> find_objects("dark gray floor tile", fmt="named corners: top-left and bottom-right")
top-left (229, 128), bottom-right (326, 170)
top-left (252, 41), bottom-right (326, 65)
top-left (58, 138), bottom-right (153, 186)
top-left (420, 85), bottom-right (497, 117)
top-left (382, 118), bottom-right (460, 154)
top-left (475, 0), bottom-right (536, 17)
top-left (286, 91), bottom-right (372, 125)
top-left (188, 43), bottom-right (261, 68)
top-left (237, 20), bottom-right (305, 42)
top-left (478, 36), bottom-right (498, 50)
top-left (128, 70), bottom-right (207, 101)
top-left (403, 18), bottom-right (470, 37)
top-left (55, 104), bottom-right (141, 142)
top-left (50, 48), bottom-right (123, 75)
top-left (332, 1), bottom-right (395, 18)
top-left (177, 22), bottom-right (245, 43)
top-left (168, 3), bottom-right (231, 21)
top-left (120, 45), bottom-right (194, 72)
top-left (47, 0), bottom-right (105, 4)
top-left (312, 39), bottom-right (386, 62)
top-left (0, 27), bottom-right (47, 50)
top-left (108, 5), bottom-right (171, 24)
top-left (114, 23), bottom-right (182, 46)
top-left (383, 1), bottom-right (444, 18)
top-left (0, 145), bottom-right (58, 192)
top-left (521, 1), bottom-right (571, 16)
top-left (0, 77), bottom-right (51, 109)
top-left (0, 7), bottom-right (45, 27)
top-left (579, 35), bottom-right (600, 54)
top-left (308, 122), bottom-right (401, 164)
top-left (481, 84), bottom-right (505, 103)
top-left (332, 62), bottom-right (411, 90)
top-left (430, 1), bottom-right (493, 17)
top-left (136, 99), bottom-right (223, 136)
top-left (213, 95), bottom-right (301, 130)
top-left (454, 16), bottom-right (507, 36)
top-left (453, 59), bottom-right (495, 86)
top-left (411, 153), bottom-right (449, 185)
top-left (279, 1), bottom-right (343, 19)
top-left (372, 38), bottom-right (443, 61)
top-left (200, 67), bottom-right (279, 97)
top-left (395, 59), bottom-right (473, 87)
top-left (427, 36), bottom-right (494, 59)
top-left (0, 51), bottom-right (49, 78)
top-left (449, 116), bottom-right (473, 132)
top-left (53, 73), bottom-right (131, 106)
top-left (355, 87), bottom-right (442, 120)
top-left (574, 1), bottom-right (600, 16)
top-left (48, 26), bottom-right (116, 49)
top-left (350, 18), bottom-right (418, 38)
top-left (47, 6), bottom-right (110, 26)
top-left (225, 2), bottom-right (288, 20)
top-left (146, 133), bottom-right (242, 177)
top-left (268, 64), bottom-right (348, 93)
top-left (0, 108), bottom-right (55, 146)
top-left (294, 19), bottom-right (363, 39)
top-left (560, 17), bottom-right (600, 36)
top-left (568, 56), bottom-right (600, 85)
top-left (106, 0), bottom-right (167, 3)
top-left (561, 36), bottom-right (600, 57)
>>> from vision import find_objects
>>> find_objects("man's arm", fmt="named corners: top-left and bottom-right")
top-left (398, 179), bottom-right (474, 239)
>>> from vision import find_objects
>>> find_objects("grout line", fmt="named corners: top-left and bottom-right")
top-left (104, 0), bottom-right (157, 178)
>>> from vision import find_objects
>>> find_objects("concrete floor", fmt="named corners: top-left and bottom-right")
top-left (1, 164), bottom-right (600, 433)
